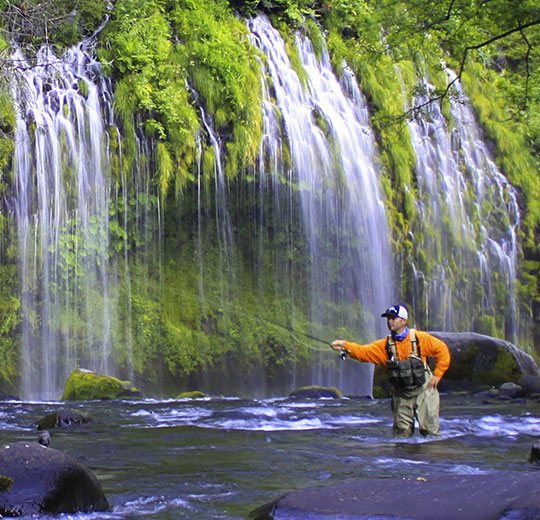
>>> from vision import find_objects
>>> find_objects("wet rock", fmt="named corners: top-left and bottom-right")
top-left (36, 409), bottom-right (94, 430)
top-left (288, 386), bottom-right (342, 399)
top-left (62, 368), bottom-right (141, 400)
top-left (38, 430), bottom-right (51, 447)
top-left (249, 473), bottom-right (540, 520)
top-left (529, 441), bottom-right (540, 465)
top-left (498, 382), bottom-right (523, 399)
top-left (0, 441), bottom-right (109, 516)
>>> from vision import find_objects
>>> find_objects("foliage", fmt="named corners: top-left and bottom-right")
top-left (99, 0), bottom-right (263, 197)
top-left (169, 0), bottom-right (263, 178)
top-left (0, 265), bottom-right (19, 392)
top-left (98, 0), bottom-right (199, 196)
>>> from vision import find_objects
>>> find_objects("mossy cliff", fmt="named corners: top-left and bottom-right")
top-left (0, 0), bottom-right (538, 398)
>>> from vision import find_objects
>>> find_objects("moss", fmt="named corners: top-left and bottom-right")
top-left (176, 390), bottom-right (208, 399)
top-left (0, 475), bottom-right (13, 492)
top-left (372, 385), bottom-right (388, 398)
top-left (288, 386), bottom-right (343, 399)
top-left (62, 369), bottom-right (140, 400)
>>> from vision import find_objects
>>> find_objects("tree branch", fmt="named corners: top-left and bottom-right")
top-left (406, 19), bottom-right (540, 119)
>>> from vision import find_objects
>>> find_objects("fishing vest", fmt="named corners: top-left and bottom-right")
top-left (385, 329), bottom-right (427, 389)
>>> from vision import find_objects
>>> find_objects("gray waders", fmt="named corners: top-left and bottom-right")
top-left (386, 329), bottom-right (440, 437)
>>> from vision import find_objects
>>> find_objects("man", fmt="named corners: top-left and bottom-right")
top-left (332, 304), bottom-right (451, 437)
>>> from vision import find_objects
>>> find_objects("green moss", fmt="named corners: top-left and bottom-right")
top-left (62, 369), bottom-right (140, 400)
top-left (176, 391), bottom-right (208, 399)
top-left (476, 349), bottom-right (521, 386)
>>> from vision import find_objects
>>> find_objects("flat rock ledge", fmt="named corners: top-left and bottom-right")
top-left (0, 441), bottom-right (109, 516)
top-left (249, 472), bottom-right (540, 520)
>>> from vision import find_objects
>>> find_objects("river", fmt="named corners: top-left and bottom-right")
top-left (1, 394), bottom-right (539, 519)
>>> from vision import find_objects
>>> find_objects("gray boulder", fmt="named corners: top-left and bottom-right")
top-left (0, 441), bottom-right (109, 516)
top-left (428, 331), bottom-right (538, 391)
top-left (249, 472), bottom-right (540, 520)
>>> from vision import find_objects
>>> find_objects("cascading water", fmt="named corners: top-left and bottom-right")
top-left (407, 72), bottom-right (521, 340)
top-left (12, 41), bottom-right (117, 400)
top-left (249, 15), bottom-right (394, 394)
top-left (8, 13), bottom-right (526, 401)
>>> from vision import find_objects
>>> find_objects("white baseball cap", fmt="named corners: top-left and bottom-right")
top-left (381, 304), bottom-right (409, 320)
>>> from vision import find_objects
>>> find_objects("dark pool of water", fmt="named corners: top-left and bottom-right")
top-left (1, 394), bottom-right (539, 519)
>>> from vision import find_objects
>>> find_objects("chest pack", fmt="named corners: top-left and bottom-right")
top-left (386, 329), bottom-right (427, 389)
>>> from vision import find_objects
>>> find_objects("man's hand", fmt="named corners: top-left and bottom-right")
top-left (331, 340), bottom-right (347, 351)
top-left (428, 375), bottom-right (441, 389)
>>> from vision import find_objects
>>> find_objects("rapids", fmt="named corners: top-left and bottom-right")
top-left (1, 394), bottom-right (538, 519)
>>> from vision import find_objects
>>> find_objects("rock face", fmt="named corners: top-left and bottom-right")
top-left (0, 442), bottom-right (109, 516)
top-left (428, 331), bottom-right (539, 391)
top-left (249, 472), bottom-right (540, 520)
top-left (62, 368), bottom-right (142, 400)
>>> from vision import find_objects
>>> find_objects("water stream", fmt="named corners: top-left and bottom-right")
top-left (12, 42), bottom-right (116, 401)
top-left (1, 395), bottom-right (538, 519)
top-left (407, 73), bottom-right (521, 338)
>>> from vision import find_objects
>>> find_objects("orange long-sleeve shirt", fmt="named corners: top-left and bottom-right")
top-left (344, 330), bottom-right (451, 378)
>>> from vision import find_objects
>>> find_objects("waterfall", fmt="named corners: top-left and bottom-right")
top-left (407, 72), bottom-right (521, 340)
top-left (12, 42), bottom-right (117, 400)
top-left (249, 15), bottom-right (394, 394)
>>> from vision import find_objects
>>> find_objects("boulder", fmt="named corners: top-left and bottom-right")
top-left (36, 409), bottom-right (94, 430)
top-left (288, 386), bottom-right (342, 399)
top-left (62, 369), bottom-right (142, 400)
top-left (517, 374), bottom-right (540, 397)
top-left (176, 391), bottom-right (208, 399)
top-left (249, 473), bottom-right (540, 520)
top-left (0, 441), bottom-right (109, 516)
top-left (497, 382), bottom-right (523, 399)
top-left (428, 331), bottom-right (539, 391)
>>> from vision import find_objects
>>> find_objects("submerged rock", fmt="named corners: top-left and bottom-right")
top-left (288, 386), bottom-right (342, 399)
top-left (62, 369), bottom-right (142, 400)
top-left (249, 473), bottom-right (540, 520)
top-left (0, 441), bottom-right (109, 516)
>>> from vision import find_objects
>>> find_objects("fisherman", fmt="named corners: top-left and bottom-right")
top-left (332, 304), bottom-right (451, 437)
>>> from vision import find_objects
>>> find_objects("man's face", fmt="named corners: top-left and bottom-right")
top-left (387, 316), bottom-right (407, 334)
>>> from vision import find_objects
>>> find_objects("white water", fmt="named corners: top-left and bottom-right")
top-left (12, 42), bottom-right (116, 399)
top-left (249, 15), bottom-right (394, 394)
top-left (407, 72), bottom-right (521, 339)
